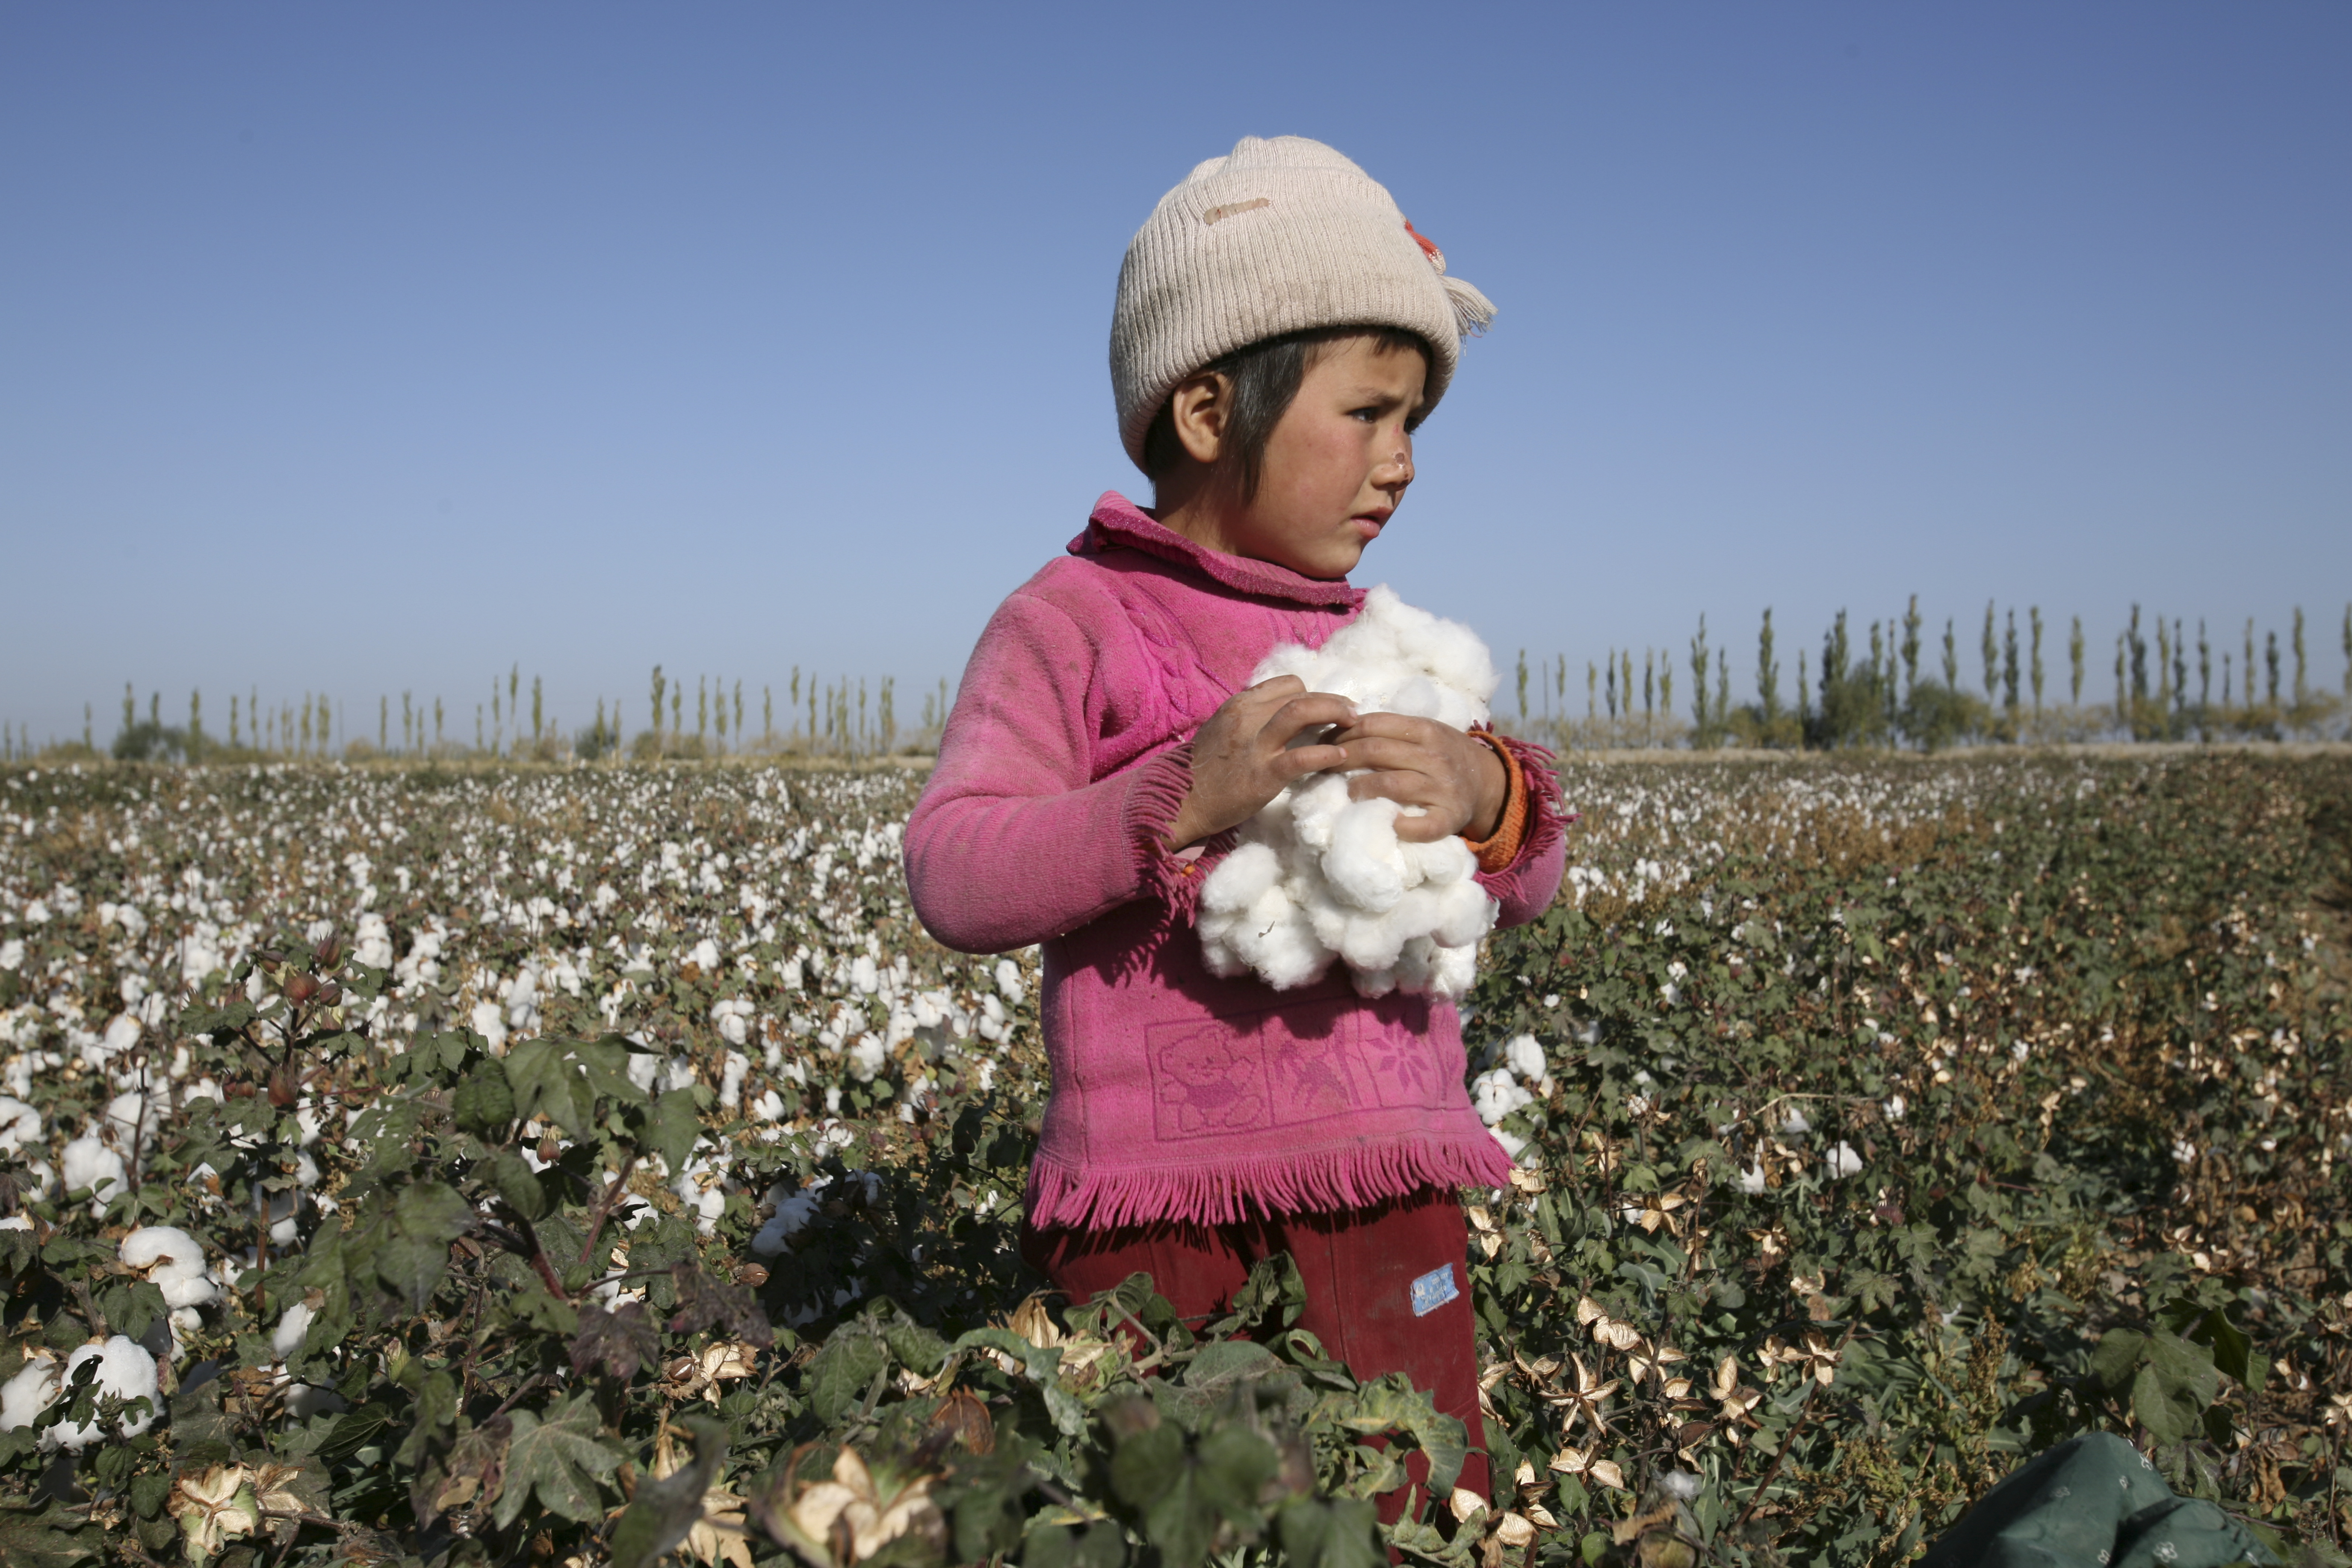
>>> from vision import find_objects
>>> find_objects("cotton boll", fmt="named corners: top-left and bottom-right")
top-left (285, 1383), bottom-right (348, 1419)
top-left (1430, 878), bottom-right (1496, 950)
top-left (625, 1051), bottom-right (662, 1094)
top-left (272, 1299), bottom-right (316, 1360)
top-left (1429, 944), bottom-right (1478, 998)
top-left (106, 1090), bottom-right (163, 1149)
top-left (0, 1352), bottom-right (58, 1431)
top-left (1323, 799), bottom-right (1409, 914)
top-left (847, 1034), bottom-right (886, 1082)
top-left (59, 1135), bottom-right (125, 1208)
top-left (0, 1096), bottom-right (38, 1155)
top-left (1335, 907), bottom-right (1410, 974)
top-left (1471, 1069), bottom-right (1534, 1127)
top-left (45, 1337), bottom-right (160, 1450)
top-left (467, 1001), bottom-right (508, 1054)
top-left (120, 1227), bottom-right (216, 1309)
top-left (750, 1184), bottom-right (823, 1256)
top-left (1200, 842), bottom-right (1281, 915)
top-left (354, 913), bottom-right (395, 969)
top-left (1285, 773), bottom-right (1351, 853)
top-left (1504, 1035), bottom-right (1547, 1084)
top-left (718, 1051), bottom-right (749, 1110)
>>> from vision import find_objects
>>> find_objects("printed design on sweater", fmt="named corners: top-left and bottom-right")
top-left (1147, 996), bottom-right (1448, 1140)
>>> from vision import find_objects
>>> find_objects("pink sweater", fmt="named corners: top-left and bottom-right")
top-left (904, 493), bottom-right (1567, 1231)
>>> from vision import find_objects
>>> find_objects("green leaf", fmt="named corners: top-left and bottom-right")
top-left (2087, 1329), bottom-right (2148, 1392)
top-left (168, 1376), bottom-right (233, 1466)
top-left (493, 1394), bottom-right (625, 1530)
top-left (370, 1180), bottom-right (477, 1310)
top-left (485, 1149), bottom-right (553, 1221)
top-left (1279, 1498), bottom-right (1386, 1568)
top-left (1191, 1423), bottom-right (1280, 1523)
top-left (506, 1036), bottom-right (646, 1139)
top-left (807, 1328), bottom-right (890, 1425)
top-left (0, 1501), bottom-right (95, 1568)
top-left (129, 1471), bottom-right (172, 1521)
top-left (393, 1370), bottom-right (459, 1468)
top-left (1140, 1468), bottom-right (1220, 1567)
top-left (570, 1302), bottom-right (660, 1382)
top-left (453, 1060), bottom-right (516, 1137)
top-left (876, 1308), bottom-right (946, 1376)
top-left (632, 1090), bottom-right (703, 1173)
top-left (1325, 1372), bottom-right (1468, 1496)
top-left (181, 1001), bottom-right (256, 1039)
top-left (2191, 1306), bottom-right (2260, 1390)
top-left (504, 1038), bottom-right (593, 1138)
top-left (316, 1403), bottom-right (394, 1467)
top-left (2130, 1331), bottom-right (2219, 1445)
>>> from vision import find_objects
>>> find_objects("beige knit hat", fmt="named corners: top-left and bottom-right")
top-left (1110, 135), bottom-right (1496, 471)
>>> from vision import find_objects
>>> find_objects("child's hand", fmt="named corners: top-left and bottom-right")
top-left (1329, 716), bottom-right (1508, 844)
top-left (1166, 676), bottom-right (1357, 850)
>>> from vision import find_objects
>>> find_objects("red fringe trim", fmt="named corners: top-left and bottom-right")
top-left (1025, 1134), bottom-right (1516, 1231)
top-left (1476, 734), bottom-right (1572, 892)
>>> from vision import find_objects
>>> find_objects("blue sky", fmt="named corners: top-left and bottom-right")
top-left (3, 3), bottom-right (2347, 747)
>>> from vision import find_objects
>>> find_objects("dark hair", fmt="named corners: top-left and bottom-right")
top-left (1142, 325), bottom-right (1430, 503)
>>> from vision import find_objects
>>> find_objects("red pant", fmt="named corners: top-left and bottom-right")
top-left (1021, 1186), bottom-right (1490, 1520)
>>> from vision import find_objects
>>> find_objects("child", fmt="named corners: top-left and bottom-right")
top-left (904, 136), bottom-right (1566, 1513)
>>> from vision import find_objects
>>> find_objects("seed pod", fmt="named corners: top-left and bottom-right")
top-left (267, 1066), bottom-right (299, 1108)
top-left (313, 933), bottom-right (340, 969)
top-left (314, 981), bottom-right (342, 1008)
top-left (733, 1262), bottom-right (769, 1287)
top-left (538, 1136), bottom-right (561, 1166)
top-left (284, 973), bottom-right (319, 1004)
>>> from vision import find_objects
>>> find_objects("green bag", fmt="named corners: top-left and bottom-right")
top-left (1921, 1433), bottom-right (2277, 1568)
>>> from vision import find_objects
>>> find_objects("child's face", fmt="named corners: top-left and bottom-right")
top-left (1229, 334), bottom-right (1427, 579)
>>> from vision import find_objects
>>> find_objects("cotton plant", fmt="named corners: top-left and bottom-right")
top-left (120, 1225), bottom-right (217, 1355)
top-left (1199, 587), bottom-right (1503, 999)
top-left (1470, 1034), bottom-right (1553, 1158)
top-left (0, 1336), bottom-right (161, 1451)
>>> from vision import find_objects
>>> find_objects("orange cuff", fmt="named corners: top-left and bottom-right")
top-left (1460, 732), bottom-right (1527, 873)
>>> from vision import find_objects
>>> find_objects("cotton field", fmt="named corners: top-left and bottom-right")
top-left (0, 750), bottom-right (2347, 1564)
top-left (0, 751), bottom-right (2125, 1247)
top-left (0, 763), bottom-right (1040, 1250)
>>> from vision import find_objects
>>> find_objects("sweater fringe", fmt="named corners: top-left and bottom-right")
top-left (1130, 744), bottom-right (1244, 931)
top-left (1477, 735), bottom-right (1573, 892)
top-left (1025, 1134), bottom-right (1516, 1231)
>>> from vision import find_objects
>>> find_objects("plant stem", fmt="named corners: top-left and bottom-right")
top-left (576, 1153), bottom-right (639, 1265)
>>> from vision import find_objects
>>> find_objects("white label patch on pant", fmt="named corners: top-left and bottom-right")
top-left (1409, 1264), bottom-right (1459, 1317)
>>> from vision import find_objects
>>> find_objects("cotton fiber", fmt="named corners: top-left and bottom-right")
top-left (120, 1227), bottom-right (218, 1310)
top-left (0, 1096), bottom-right (38, 1155)
top-left (35, 1337), bottom-right (160, 1450)
top-left (1197, 587), bottom-right (1501, 999)
top-left (59, 1134), bottom-right (126, 1208)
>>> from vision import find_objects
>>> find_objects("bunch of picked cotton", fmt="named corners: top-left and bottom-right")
top-left (1199, 587), bottom-right (1500, 1000)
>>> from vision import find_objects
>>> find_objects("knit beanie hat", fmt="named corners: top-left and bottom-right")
top-left (1110, 135), bottom-right (1496, 472)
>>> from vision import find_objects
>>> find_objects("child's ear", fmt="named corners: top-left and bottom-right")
top-left (1164, 370), bottom-right (1233, 467)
